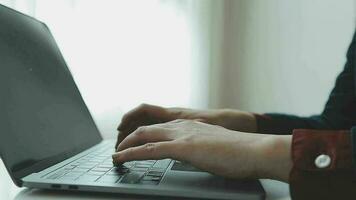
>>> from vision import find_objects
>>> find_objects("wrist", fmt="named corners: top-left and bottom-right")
top-left (219, 109), bottom-right (257, 133)
top-left (255, 134), bottom-right (292, 182)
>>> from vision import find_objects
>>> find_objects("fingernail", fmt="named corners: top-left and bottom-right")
top-left (112, 152), bottom-right (120, 159)
top-left (112, 159), bottom-right (121, 167)
top-left (112, 154), bottom-right (117, 162)
top-left (112, 153), bottom-right (122, 166)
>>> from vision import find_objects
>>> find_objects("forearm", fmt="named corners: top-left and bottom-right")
top-left (216, 109), bottom-right (332, 135)
top-left (217, 109), bottom-right (258, 133)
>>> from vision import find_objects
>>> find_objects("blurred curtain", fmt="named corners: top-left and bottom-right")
top-left (2, 0), bottom-right (354, 138)
top-left (0, 0), bottom-right (225, 138)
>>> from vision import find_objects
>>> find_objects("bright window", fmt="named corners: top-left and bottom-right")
top-left (1, 0), bottom-right (205, 137)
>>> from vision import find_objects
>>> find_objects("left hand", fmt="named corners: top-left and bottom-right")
top-left (113, 119), bottom-right (292, 181)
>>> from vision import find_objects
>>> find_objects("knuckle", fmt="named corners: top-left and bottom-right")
top-left (179, 119), bottom-right (187, 123)
top-left (139, 103), bottom-right (149, 110)
top-left (117, 152), bottom-right (126, 161)
top-left (182, 119), bottom-right (194, 125)
top-left (197, 117), bottom-right (208, 123)
top-left (175, 110), bottom-right (184, 118)
top-left (122, 113), bottom-right (129, 120)
top-left (125, 148), bottom-right (135, 157)
top-left (143, 143), bottom-right (157, 153)
top-left (182, 134), bottom-right (197, 143)
top-left (134, 126), bottom-right (148, 136)
top-left (172, 119), bottom-right (184, 123)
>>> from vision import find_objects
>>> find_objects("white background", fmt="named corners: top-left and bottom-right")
top-left (1, 0), bottom-right (355, 138)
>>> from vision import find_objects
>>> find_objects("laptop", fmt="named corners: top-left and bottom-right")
top-left (0, 4), bottom-right (265, 200)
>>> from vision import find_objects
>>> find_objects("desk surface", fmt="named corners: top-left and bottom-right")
top-left (0, 159), bottom-right (291, 200)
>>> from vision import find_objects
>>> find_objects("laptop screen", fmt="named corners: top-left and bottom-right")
top-left (0, 5), bottom-right (102, 186)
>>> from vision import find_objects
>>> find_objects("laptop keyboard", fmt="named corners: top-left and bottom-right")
top-left (44, 146), bottom-right (171, 185)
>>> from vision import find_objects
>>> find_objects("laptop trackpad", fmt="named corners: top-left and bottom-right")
top-left (171, 161), bottom-right (202, 172)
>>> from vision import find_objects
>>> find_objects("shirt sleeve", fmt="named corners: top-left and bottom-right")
top-left (290, 129), bottom-right (356, 200)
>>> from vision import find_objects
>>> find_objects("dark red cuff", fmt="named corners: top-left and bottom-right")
top-left (290, 129), bottom-right (356, 200)
top-left (292, 129), bottom-right (353, 171)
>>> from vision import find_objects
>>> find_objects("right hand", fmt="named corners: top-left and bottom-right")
top-left (114, 119), bottom-right (292, 182)
top-left (115, 103), bottom-right (257, 150)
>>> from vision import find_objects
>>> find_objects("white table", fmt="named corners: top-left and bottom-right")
top-left (0, 159), bottom-right (290, 200)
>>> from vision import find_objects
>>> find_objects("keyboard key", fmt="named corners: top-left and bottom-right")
top-left (77, 175), bottom-right (100, 182)
top-left (106, 169), bottom-right (128, 175)
top-left (76, 160), bottom-right (88, 164)
top-left (123, 162), bottom-right (135, 168)
top-left (142, 176), bottom-right (161, 181)
top-left (63, 165), bottom-right (76, 170)
top-left (136, 162), bottom-right (155, 166)
top-left (87, 171), bottom-right (106, 176)
top-left (89, 159), bottom-right (104, 163)
top-left (63, 172), bottom-right (83, 177)
top-left (98, 164), bottom-right (113, 168)
top-left (139, 180), bottom-right (159, 185)
top-left (96, 155), bottom-right (109, 158)
top-left (91, 167), bottom-right (110, 172)
top-left (130, 168), bottom-right (148, 172)
top-left (70, 162), bottom-right (81, 166)
top-left (84, 161), bottom-right (100, 165)
top-left (46, 170), bottom-right (67, 180)
top-left (171, 161), bottom-right (201, 172)
top-left (71, 168), bottom-right (90, 173)
top-left (149, 167), bottom-right (165, 173)
top-left (105, 172), bottom-right (119, 176)
top-left (77, 166), bottom-right (93, 169)
top-left (147, 171), bottom-right (164, 177)
top-left (134, 164), bottom-right (152, 168)
top-left (97, 175), bottom-right (121, 183)
top-left (60, 172), bottom-right (83, 181)
top-left (120, 172), bottom-right (145, 184)
top-left (112, 167), bottom-right (130, 175)
top-left (60, 176), bottom-right (77, 181)
top-left (152, 159), bottom-right (171, 169)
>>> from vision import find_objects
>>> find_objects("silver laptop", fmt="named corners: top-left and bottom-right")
top-left (0, 4), bottom-right (265, 200)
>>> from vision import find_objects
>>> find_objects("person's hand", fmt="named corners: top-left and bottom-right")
top-left (115, 103), bottom-right (257, 149)
top-left (113, 119), bottom-right (292, 181)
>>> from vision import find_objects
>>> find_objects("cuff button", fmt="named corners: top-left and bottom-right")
top-left (315, 154), bottom-right (331, 168)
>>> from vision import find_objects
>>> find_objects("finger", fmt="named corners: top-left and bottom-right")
top-left (115, 116), bottom-right (168, 150)
top-left (116, 125), bottom-right (172, 152)
top-left (168, 119), bottom-right (186, 123)
top-left (117, 104), bottom-right (149, 131)
top-left (194, 118), bottom-right (208, 123)
top-left (117, 104), bottom-right (169, 131)
top-left (115, 123), bottom-right (142, 150)
top-left (115, 130), bottom-right (128, 150)
top-left (113, 141), bottom-right (179, 164)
